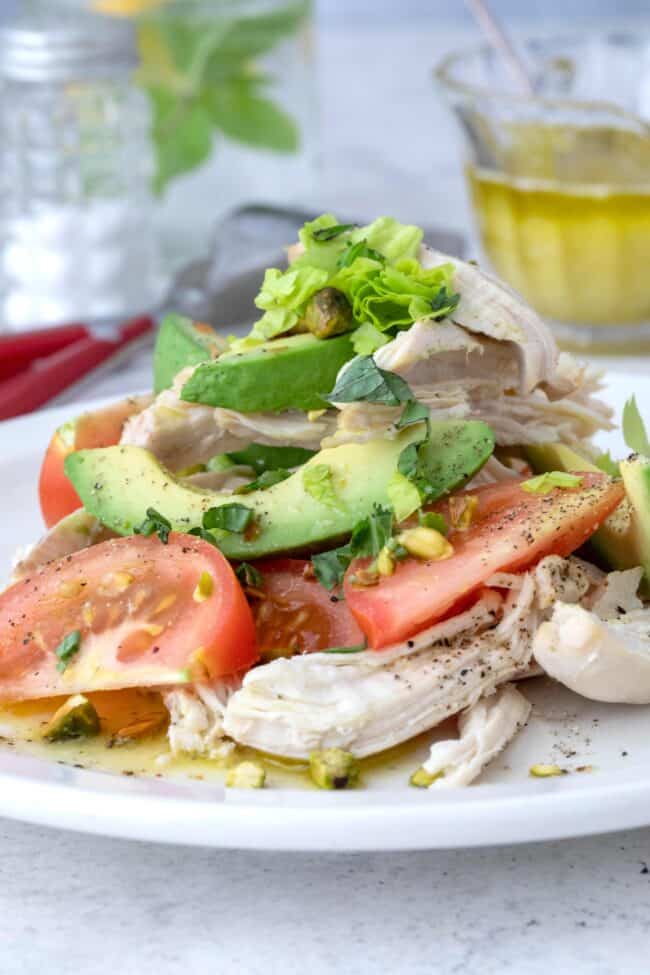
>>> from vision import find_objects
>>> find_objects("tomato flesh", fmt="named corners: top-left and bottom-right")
top-left (38, 396), bottom-right (148, 529)
top-left (254, 559), bottom-right (365, 654)
top-left (0, 534), bottom-right (258, 701)
top-left (345, 473), bottom-right (625, 649)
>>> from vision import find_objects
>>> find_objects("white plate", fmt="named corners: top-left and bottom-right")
top-left (0, 372), bottom-right (648, 851)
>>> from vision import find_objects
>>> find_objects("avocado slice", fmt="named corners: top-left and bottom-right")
top-left (65, 420), bottom-right (494, 560)
top-left (154, 313), bottom-right (224, 393)
top-left (525, 443), bottom-right (640, 573)
top-left (180, 332), bottom-right (355, 413)
top-left (620, 455), bottom-right (650, 588)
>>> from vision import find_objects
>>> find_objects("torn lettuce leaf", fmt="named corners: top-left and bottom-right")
top-left (249, 214), bottom-right (455, 340)
top-left (351, 322), bottom-right (390, 356)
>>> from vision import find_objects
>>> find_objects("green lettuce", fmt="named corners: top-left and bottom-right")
top-left (351, 322), bottom-right (390, 356)
top-left (249, 214), bottom-right (456, 341)
top-left (331, 258), bottom-right (458, 332)
top-left (251, 265), bottom-right (328, 339)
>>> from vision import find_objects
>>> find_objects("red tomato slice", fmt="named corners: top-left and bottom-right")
top-left (345, 473), bottom-right (625, 649)
top-left (254, 558), bottom-right (365, 654)
top-left (38, 396), bottom-right (149, 529)
top-left (0, 533), bottom-right (258, 702)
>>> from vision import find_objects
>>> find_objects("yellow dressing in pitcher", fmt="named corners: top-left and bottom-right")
top-left (467, 124), bottom-right (650, 325)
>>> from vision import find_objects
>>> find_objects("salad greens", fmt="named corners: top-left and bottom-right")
top-left (249, 214), bottom-right (458, 342)
top-left (326, 356), bottom-right (413, 407)
top-left (623, 396), bottom-right (650, 456)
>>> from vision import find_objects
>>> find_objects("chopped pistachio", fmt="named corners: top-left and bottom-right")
top-left (226, 761), bottom-right (266, 789)
top-left (348, 566), bottom-right (380, 587)
top-left (376, 546), bottom-right (396, 577)
top-left (398, 527), bottom-right (454, 561)
top-left (309, 748), bottom-right (360, 790)
top-left (529, 763), bottom-right (566, 778)
top-left (43, 694), bottom-right (100, 742)
top-left (448, 494), bottom-right (478, 531)
top-left (409, 767), bottom-right (444, 788)
top-left (193, 571), bottom-right (214, 603)
top-left (307, 409), bottom-right (327, 422)
top-left (301, 287), bottom-right (354, 339)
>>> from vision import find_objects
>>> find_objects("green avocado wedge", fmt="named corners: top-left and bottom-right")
top-left (153, 313), bottom-right (225, 394)
top-left (620, 455), bottom-right (650, 591)
top-left (180, 332), bottom-right (355, 413)
top-left (525, 442), bottom-right (641, 576)
top-left (65, 420), bottom-right (494, 560)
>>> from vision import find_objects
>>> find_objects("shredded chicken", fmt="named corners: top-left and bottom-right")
top-left (121, 367), bottom-right (334, 470)
top-left (420, 684), bottom-right (531, 788)
top-left (165, 682), bottom-right (239, 759)
top-left (11, 510), bottom-right (114, 582)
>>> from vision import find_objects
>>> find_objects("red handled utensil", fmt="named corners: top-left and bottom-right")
top-left (0, 316), bottom-right (154, 421)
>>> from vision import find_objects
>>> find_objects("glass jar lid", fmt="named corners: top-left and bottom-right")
top-left (0, 11), bottom-right (137, 83)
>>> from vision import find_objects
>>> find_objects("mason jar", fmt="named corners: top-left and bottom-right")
top-left (0, 10), bottom-right (161, 331)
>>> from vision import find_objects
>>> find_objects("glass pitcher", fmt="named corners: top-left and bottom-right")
top-left (436, 31), bottom-right (650, 353)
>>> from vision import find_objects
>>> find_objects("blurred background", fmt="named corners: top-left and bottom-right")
top-left (1, 0), bottom-right (650, 411)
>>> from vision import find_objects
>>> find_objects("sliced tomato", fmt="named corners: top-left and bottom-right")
top-left (38, 395), bottom-right (149, 529)
top-left (345, 473), bottom-right (625, 649)
top-left (254, 558), bottom-right (365, 654)
top-left (0, 533), bottom-right (258, 702)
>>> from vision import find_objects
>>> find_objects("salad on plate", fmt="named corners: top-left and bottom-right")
top-left (3, 213), bottom-right (650, 792)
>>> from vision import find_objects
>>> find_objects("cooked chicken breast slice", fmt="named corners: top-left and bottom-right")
top-left (420, 684), bottom-right (531, 788)
top-left (420, 245), bottom-right (557, 393)
top-left (120, 368), bottom-right (333, 470)
top-left (533, 568), bottom-right (650, 704)
top-left (11, 510), bottom-right (114, 582)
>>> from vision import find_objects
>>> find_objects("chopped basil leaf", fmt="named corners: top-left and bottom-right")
top-left (419, 511), bottom-right (448, 535)
top-left (622, 396), bottom-right (650, 456)
top-left (235, 469), bottom-right (291, 494)
top-left (311, 544), bottom-right (352, 590)
top-left (302, 464), bottom-right (338, 507)
top-left (312, 223), bottom-right (356, 242)
top-left (188, 526), bottom-right (219, 547)
top-left (323, 643), bottom-right (367, 654)
top-left (134, 507), bottom-right (171, 544)
top-left (326, 355), bottom-right (413, 406)
top-left (336, 238), bottom-right (385, 269)
top-left (349, 504), bottom-right (394, 558)
top-left (396, 399), bottom-right (429, 430)
top-left (203, 503), bottom-right (254, 533)
top-left (430, 284), bottom-right (460, 321)
top-left (521, 471), bottom-right (583, 495)
top-left (226, 443), bottom-right (316, 474)
top-left (236, 562), bottom-right (264, 589)
top-left (55, 629), bottom-right (82, 673)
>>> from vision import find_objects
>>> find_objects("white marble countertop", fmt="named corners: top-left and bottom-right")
top-left (5, 14), bottom-right (650, 974)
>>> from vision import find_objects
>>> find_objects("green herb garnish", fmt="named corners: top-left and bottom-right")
top-left (521, 471), bottom-right (584, 495)
top-left (336, 238), bottom-right (385, 269)
top-left (55, 630), bottom-right (82, 674)
top-left (312, 505), bottom-right (395, 590)
top-left (396, 399), bottom-right (430, 430)
top-left (623, 396), bottom-right (650, 456)
top-left (236, 562), bottom-right (264, 589)
top-left (326, 356), bottom-right (413, 406)
top-left (312, 223), bottom-right (356, 242)
top-left (188, 526), bottom-right (219, 547)
top-left (134, 507), bottom-right (172, 544)
top-left (203, 504), bottom-right (254, 533)
top-left (226, 443), bottom-right (316, 474)
top-left (235, 469), bottom-right (291, 493)
top-left (430, 284), bottom-right (460, 320)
